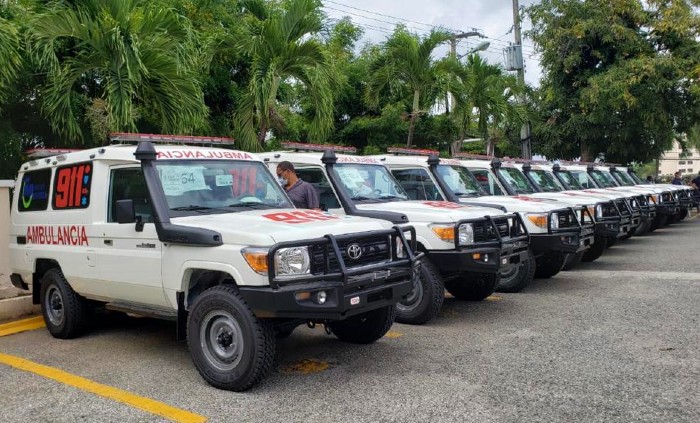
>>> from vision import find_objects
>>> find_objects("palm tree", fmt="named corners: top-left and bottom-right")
top-left (0, 15), bottom-right (22, 109)
top-left (451, 55), bottom-right (527, 155)
top-left (365, 27), bottom-right (452, 147)
top-left (27, 0), bottom-right (208, 143)
top-left (232, 0), bottom-right (335, 151)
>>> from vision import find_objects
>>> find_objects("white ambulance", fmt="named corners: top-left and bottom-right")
top-left (8, 134), bottom-right (419, 391)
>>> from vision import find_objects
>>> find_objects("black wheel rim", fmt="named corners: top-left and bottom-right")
top-left (200, 310), bottom-right (245, 371)
top-left (396, 272), bottom-right (423, 313)
top-left (44, 286), bottom-right (64, 326)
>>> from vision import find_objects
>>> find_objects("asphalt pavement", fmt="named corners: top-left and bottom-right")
top-left (1, 217), bottom-right (699, 423)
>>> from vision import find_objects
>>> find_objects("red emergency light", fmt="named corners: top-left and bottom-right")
top-left (281, 142), bottom-right (356, 153)
top-left (25, 148), bottom-right (82, 159)
top-left (386, 147), bottom-right (439, 156)
top-left (110, 132), bottom-right (235, 145)
top-left (453, 152), bottom-right (495, 160)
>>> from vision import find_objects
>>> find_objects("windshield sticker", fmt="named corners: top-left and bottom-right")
top-left (157, 150), bottom-right (254, 160)
top-left (26, 225), bottom-right (88, 246)
top-left (336, 156), bottom-right (379, 164)
top-left (215, 174), bottom-right (233, 186)
top-left (159, 166), bottom-right (208, 195)
top-left (422, 201), bottom-right (464, 209)
top-left (336, 167), bottom-right (367, 186)
top-left (263, 210), bottom-right (340, 224)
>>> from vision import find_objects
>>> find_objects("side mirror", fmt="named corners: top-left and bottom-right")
top-left (115, 199), bottom-right (136, 224)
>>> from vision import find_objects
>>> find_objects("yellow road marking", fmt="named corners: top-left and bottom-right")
top-left (486, 295), bottom-right (502, 302)
top-left (0, 352), bottom-right (206, 423)
top-left (384, 330), bottom-right (403, 339)
top-left (282, 359), bottom-right (329, 374)
top-left (0, 316), bottom-right (46, 337)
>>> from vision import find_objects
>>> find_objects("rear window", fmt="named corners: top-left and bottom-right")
top-left (18, 169), bottom-right (52, 212)
top-left (52, 162), bottom-right (93, 209)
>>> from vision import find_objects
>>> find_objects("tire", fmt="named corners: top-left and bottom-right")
top-left (651, 214), bottom-right (668, 231)
top-left (618, 226), bottom-right (636, 240)
top-left (582, 237), bottom-right (606, 262)
top-left (634, 219), bottom-right (653, 236)
top-left (187, 285), bottom-right (275, 391)
top-left (395, 257), bottom-right (444, 325)
top-left (496, 249), bottom-right (535, 292)
top-left (274, 325), bottom-right (296, 340)
top-left (40, 268), bottom-right (89, 339)
top-left (562, 251), bottom-right (584, 271)
top-left (330, 305), bottom-right (395, 344)
top-left (445, 273), bottom-right (498, 301)
top-left (679, 208), bottom-right (688, 220)
top-left (534, 251), bottom-right (565, 279)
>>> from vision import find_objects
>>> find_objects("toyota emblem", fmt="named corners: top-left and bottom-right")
top-left (347, 243), bottom-right (363, 260)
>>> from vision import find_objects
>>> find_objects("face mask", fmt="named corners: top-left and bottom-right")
top-left (278, 177), bottom-right (288, 186)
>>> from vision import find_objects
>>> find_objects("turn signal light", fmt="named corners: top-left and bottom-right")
top-left (527, 215), bottom-right (548, 228)
top-left (242, 249), bottom-right (269, 274)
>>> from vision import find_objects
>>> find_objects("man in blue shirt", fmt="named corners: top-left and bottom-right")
top-left (276, 161), bottom-right (320, 209)
top-left (671, 171), bottom-right (683, 185)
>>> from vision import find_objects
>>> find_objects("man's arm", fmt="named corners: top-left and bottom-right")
top-left (305, 182), bottom-right (320, 209)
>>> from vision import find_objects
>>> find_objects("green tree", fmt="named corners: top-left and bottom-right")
top-left (232, 0), bottom-right (336, 151)
top-left (449, 54), bottom-right (527, 156)
top-left (365, 27), bottom-right (452, 147)
top-left (527, 0), bottom-right (700, 163)
top-left (27, 0), bottom-right (208, 144)
top-left (0, 4), bottom-right (23, 110)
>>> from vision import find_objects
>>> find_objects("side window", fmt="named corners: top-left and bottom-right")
top-left (295, 167), bottom-right (341, 210)
top-left (391, 168), bottom-right (441, 200)
top-left (471, 169), bottom-right (504, 195)
top-left (18, 169), bottom-right (52, 212)
top-left (52, 162), bottom-right (93, 209)
top-left (108, 168), bottom-right (153, 223)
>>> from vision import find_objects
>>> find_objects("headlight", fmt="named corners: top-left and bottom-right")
top-left (430, 224), bottom-right (456, 243)
top-left (395, 236), bottom-right (406, 258)
top-left (275, 247), bottom-right (311, 276)
top-left (595, 204), bottom-right (603, 218)
top-left (526, 213), bottom-right (549, 229)
top-left (629, 199), bottom-right (637, 208)
top-left (458, 223), bottom-right (474, 245)
top-left (550, 213), bottom-right (559, 230)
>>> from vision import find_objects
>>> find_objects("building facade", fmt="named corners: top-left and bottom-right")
top-left (658, 141), bottom-right (700, 177)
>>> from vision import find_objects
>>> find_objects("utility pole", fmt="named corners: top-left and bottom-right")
top-left (512, 0), bottom-right (531, 159)
top-left (446, 31), bottom-right (483, 114)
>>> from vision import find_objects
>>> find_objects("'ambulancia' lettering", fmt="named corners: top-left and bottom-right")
top-left (25, 225), bottom-right (89, 246)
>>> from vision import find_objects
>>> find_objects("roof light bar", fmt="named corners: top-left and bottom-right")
top-left (25, 148), bottom-right (81, 159)
top-left (281, 142), bottom-right (356, 153)
top-left (110, 133), bottom-right (234, 145)
top-left (452, 153), bottom-right (495, 160)
top-left (386, 147), bottom-right (439, 156)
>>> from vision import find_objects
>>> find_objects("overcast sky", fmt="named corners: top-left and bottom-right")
top-left (322, 0), bottom-right (543, 86)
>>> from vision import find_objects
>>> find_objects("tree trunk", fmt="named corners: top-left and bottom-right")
top-left (257, 76), bottom-right (282, 150)
top-left (407, 90), bottom-right (420, 147)
top-left (580, 139), bottom-right (593, 162)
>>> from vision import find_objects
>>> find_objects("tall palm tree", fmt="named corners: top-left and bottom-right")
top-left (365, 27), bottom-right (452, 147)
top-left (233, 0), bottom-right (335, 151)
top-left (27, 0), bottom-right (208, 143)
top-left (451, 55), bottom-right (527, 155)
top-left (0, 15), bottom-right (22, 109)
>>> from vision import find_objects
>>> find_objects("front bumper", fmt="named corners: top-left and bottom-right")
top-left (595, 218), bottom-right (621, 238)
top-left (428, 214), bottom-right (530, 274)
top-left (242, 226), bottom-right (419, 320)
top-left (239, 269), bottom-right (415, 320)
top-left (530, 231), bottom-right (585, 254)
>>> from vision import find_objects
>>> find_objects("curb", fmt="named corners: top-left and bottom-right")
top-left (0, 296), bottom-right (40, 322)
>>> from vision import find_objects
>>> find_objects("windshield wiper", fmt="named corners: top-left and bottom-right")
top-left (170, 205), bottom-right (213, 212)
top-left (350, 196), bottom-right (384, 203)
top-left (378, 194), bottom-right (407, 201)
top-left (454, 191), bottom-right (481, 197)
top-left (227, 202), bottom-right (273, 209)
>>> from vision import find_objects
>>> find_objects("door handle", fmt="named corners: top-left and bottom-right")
top-left (104, 240), bottom-right (113, 246)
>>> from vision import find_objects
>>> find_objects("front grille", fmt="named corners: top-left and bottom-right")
top-left (614, 199), bottom-right (631, 217)
top-left (600, 201), bottom-right (619, 218)
top-left (473, 220), bottom-right (499, 243)
top-left (310, 234), bottom-right (390, 274)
